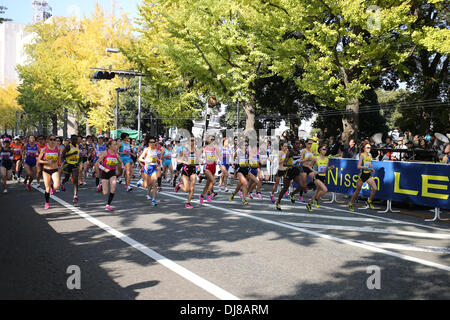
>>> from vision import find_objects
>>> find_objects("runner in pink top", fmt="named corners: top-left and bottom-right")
top-left (97, 140), bottom-right (124, 211)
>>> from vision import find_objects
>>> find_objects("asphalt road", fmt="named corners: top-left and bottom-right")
top-left (1, 173), bottom-right (449, 300)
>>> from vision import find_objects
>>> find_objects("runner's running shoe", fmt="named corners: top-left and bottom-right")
top-left (105, 205), bottom-right (113, 211)
top-left (185, 203), bottom-right (194, 209)
top-left (306, 203), bottom-right (313, 212)
top-left (199, 194), bottom-right (204, 204)
top-left (314, 199), bottom-right (319, 208)
top-left (45, 203), bottom-right (50, 210)
top-left (151, 199), bottom-right (157, 206)
top-left (276, 202), bottom-right (281, 211)
top-left (366, 200), bottom-right (375, 210)
top-left (271, 195), bottom-right (275, 203)
top-left (348, 203), bottom-right (355, 212)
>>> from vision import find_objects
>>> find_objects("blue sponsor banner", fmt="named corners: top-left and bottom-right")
top-left (324, 159), bottom-right (450, 210)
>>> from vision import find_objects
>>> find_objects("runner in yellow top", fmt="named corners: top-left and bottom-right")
top-left (300, 138), bottom-right (317, 194)
top-left (61, 135), bottom-right (81, 203)
top-left (306, 144), bottom-right (335, 212)
top-left (349, 143), bottom-right (378, 212)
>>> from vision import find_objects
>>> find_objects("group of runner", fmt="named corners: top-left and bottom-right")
top-left (0, 132), bottom-right (381, 213)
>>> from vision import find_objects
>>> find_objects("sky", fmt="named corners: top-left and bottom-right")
top-left (2, 0), bottom-right (142, 25)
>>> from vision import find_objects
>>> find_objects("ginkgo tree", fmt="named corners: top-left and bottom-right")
top-left (17, 5), bottom-right (133, 135)
top-left (0, 83), bottom-right (21, 132)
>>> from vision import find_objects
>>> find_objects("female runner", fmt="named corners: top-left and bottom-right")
top-left (38, 135), bottom-right (61, 209)
top-left (174, 136), bottom-right (200, 209)
top-left (138, 136), bottom-right (161, 206)
top-left (306, 144), bottom-right (335, 212)
top-left (1, 137), bottom-right (14, 193)
top-left (22, 135), bottom-right (40, 191)
top-left (271, 143), bottom-right (288, 203)
top-left (348, 143), bottom-right (378, 212)
top-left (97, 139), bottom-right (124, 211)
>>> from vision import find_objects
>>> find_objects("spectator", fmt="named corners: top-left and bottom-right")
top-left (392, 137), bottom-right (407, 161)
top-left (383, 136), bottom-right (393, 148)
top-left (442, 143), bottom-right (450, 164)
top-left (343, 139), bottom-right (358, 159)
top-left (327, 136), bottom-right (339, 156)
top-left (412, 135), bottom-right (420, 147)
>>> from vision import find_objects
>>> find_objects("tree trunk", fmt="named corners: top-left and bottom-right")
top-left (341, 98), bottom-right (359, 143)
top-left (52, 113), bottom-right (58, 135)
top-left (243, 96), bottom-right (256, 133)
top-left (63, 108), bottom-right (68, 138)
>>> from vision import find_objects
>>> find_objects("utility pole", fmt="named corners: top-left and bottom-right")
top-left (138, 76), bottom-right (142, 141)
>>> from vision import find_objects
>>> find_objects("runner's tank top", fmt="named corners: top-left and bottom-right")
top-left (44, 146), bottom-right (59, 162)
top-left (102, 150), bottom-right (119, 171)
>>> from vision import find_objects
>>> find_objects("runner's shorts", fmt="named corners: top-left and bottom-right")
top-left (144, 164), bottom-right (158, 176)
top-left (63, 163), bottom-right (79, 175)
top-left (359, 172), bottom-right (372, 183)
top-left (101, 170), bottom-right (117, 180)
top-left (314, 175), bottom-right (326, 184)
top-left (302, 166), bottom-right (312, 175)
top-left (25, 158), bottom-right (37, 168)
top-left (237, 166), bottom-right (249, 177)
top-left (249, 167), bottom-right (258, 176)
top-left (277, 170), bottom-right (286, 177)
top-left (182, 165), bottom-right (197, 177)
top-left (121, 156), bottom-right (133, 166)
top-left (176, 163), bottom-right (185, 172)
top-left (285, 167), bottom-right (300, 180)
top-left (205, 163), bottom-right (216, 176)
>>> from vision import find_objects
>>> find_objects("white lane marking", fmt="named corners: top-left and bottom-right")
top-left (156, 189), bottom-right (450, 272)
top-left (160, 189), bottom-right (450, 232)
top-left (319, 203), bottom-right (450, 232)
top-left (33, 186), bottom-right (239, 300)
top-left (280, 222), bottom-right (450, 240)
top-left (212, 209), bottom-right (390, 224)
top-left (355, 241), bottom-right (450, 254)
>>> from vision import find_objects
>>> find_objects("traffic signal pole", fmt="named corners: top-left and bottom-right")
top-left (138, 76), bottom-right (142, 142)
top-left (115, 89), bottom-right (119, 133)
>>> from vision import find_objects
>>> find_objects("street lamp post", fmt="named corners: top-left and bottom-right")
top-left (115, 87), bottom-right (128, 137)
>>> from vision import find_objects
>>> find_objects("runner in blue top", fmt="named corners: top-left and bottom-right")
top-left (119, 133), bottom-right (134, 192)
top-left (162, 141), bottom-right (174, 183)
top-left (22, 135), bottom-right (40, 191)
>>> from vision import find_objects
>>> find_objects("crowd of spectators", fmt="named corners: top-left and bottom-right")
top-left (279, 126), bottom-right (450, 163)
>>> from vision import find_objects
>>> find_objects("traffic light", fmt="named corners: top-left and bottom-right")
top-left (92, 70), bottom-right (116, 80)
